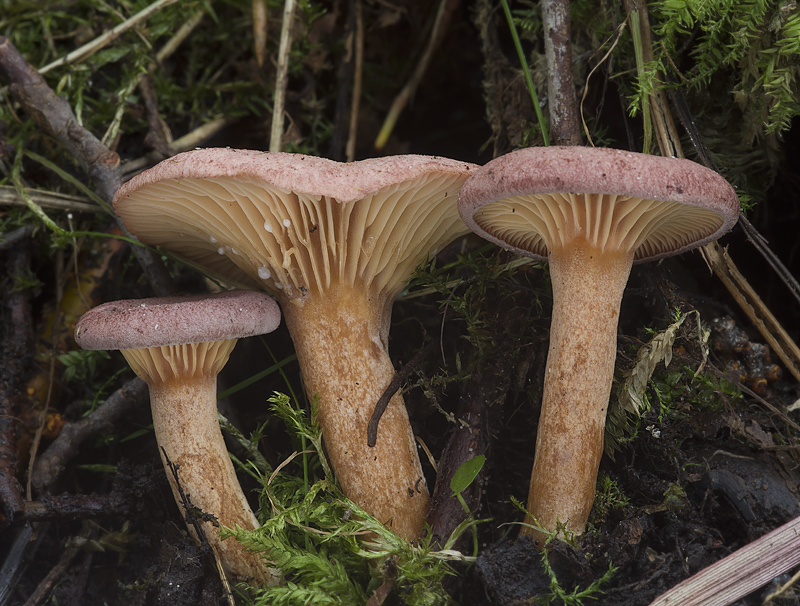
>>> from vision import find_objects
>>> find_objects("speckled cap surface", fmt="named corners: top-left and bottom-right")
top-left (116, 148), bottom-right (477, 204)
top-left (458, 146), bottom-right (741, 263)
top-left (75, 290), bottom-right (281, 350)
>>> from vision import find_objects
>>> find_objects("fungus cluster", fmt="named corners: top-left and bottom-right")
top-left (80, 143), bottom-right (739, 585)
top-left (75, 290), bottom-right (281, 584)
top-left (112, 148), bottom-right (478, 539)
top-left (458, 146), bottom-right (740, 545)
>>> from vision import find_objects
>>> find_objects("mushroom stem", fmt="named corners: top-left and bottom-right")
top-left (521, 239), bottom-right (633, 545)
top-left (281, 287), bottom-right (430, 540)
top-left (122, 341), bottom-right (275, 585)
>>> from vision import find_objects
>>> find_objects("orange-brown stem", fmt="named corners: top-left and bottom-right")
top-left (281, 286), bottom-right (430, 540)
top-left (125, 344), bottom-right (276, 585)
top-left (522, 239), bottom-right (633, 547)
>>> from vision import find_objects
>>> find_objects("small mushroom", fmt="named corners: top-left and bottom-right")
top-left (112, 149), bottom-right (478, 539)
top-left (74, 290), bottom-right (281, 584)
top-left (458, 146), bottom-right (740, 545)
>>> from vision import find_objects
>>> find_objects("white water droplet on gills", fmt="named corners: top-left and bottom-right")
top-left (258, 267), bottom-right (271, 280)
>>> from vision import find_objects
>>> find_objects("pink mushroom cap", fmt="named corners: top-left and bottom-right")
top-left (74, 290), bottom-right (281, 350)
top-left (458, 146), bottom-right (741, 263)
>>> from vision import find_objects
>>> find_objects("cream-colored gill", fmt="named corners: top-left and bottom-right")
top-left (473, 192), bottom-right (727, 259)
top-left (121, 340), bottom-right (236, 384)
top-left (359, 173), bottom-right (467, 296)
top-left (120, 171), bottom-right (467, 301)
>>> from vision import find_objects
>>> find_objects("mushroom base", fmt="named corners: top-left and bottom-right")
top-left (521, 239), bottom-right (634, 547)
top-left (281, 286), bottom-right (430, 540)
top-left (123, 343), bottom-right (278, 586)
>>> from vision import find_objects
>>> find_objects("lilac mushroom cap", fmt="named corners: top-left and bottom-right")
top-left (112, 148), bottom-right (478, 539)
top-left (459, 146), bottom-right (739, 264)
top-left (75, 290), bottom-right (281, 350)
top-left (75, 290), bottom-right (281, 585)
top-left (458, 146), bottom-right (740, 546)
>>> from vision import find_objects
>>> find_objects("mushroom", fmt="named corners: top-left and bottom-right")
top-left (74, 290), bottom-right (281, 584)
top-left (458, 146), bottom-right (740, 545)
top-left (112, 148), bottom-right (478, 539)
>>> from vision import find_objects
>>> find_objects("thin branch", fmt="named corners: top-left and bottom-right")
top-left (367, 341), bottom-right (436, 448)
top-left (0, 239), bottom-right (35, 523)
top-left (0, 36), bottom-right (121, 202)
top-left (0, 36), bottom-right (177, 296)
top-left (541, 0), bottom-right (582, 145)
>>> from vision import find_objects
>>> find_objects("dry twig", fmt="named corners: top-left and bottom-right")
top-left (541, 0), bottom-right (582, 145)
top-left (0, 36), bottom-right (176, 296)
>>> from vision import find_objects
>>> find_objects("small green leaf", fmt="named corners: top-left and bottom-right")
top-left (450, 455), bottom-right (486, 496)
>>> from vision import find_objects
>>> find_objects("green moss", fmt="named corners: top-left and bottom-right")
top-left (227, 393), bottom-right (479, 606)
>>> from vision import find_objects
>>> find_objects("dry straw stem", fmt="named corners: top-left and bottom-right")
top-left (624, 0), bottom-right (682, 156)
top-left (38, 0), bottom-right (180, 75)
top-left (0, 186), bottom-right (99, 213)
top-left (763, 566), bottom-right (800, 604)
top-left (649, 514), bottom-right (800, 606)
top-left (346, 0), bottom-right (364, 163)
top-left (701, 242), bottom-right (800, 385)
top-left (270, 0), bottom-right (297, 151)
top-left (373, 0), bottom-right (458, 150)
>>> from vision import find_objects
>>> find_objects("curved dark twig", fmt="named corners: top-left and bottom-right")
top-left (367, 341), bottom-right (436, 448)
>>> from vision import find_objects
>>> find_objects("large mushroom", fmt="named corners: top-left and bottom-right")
top-left (458, 146), bottom-right (740, 546)
top-left (74, 290), bottom-right (281, 584)
top-left (112, 148), bottom-right (478, 539)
